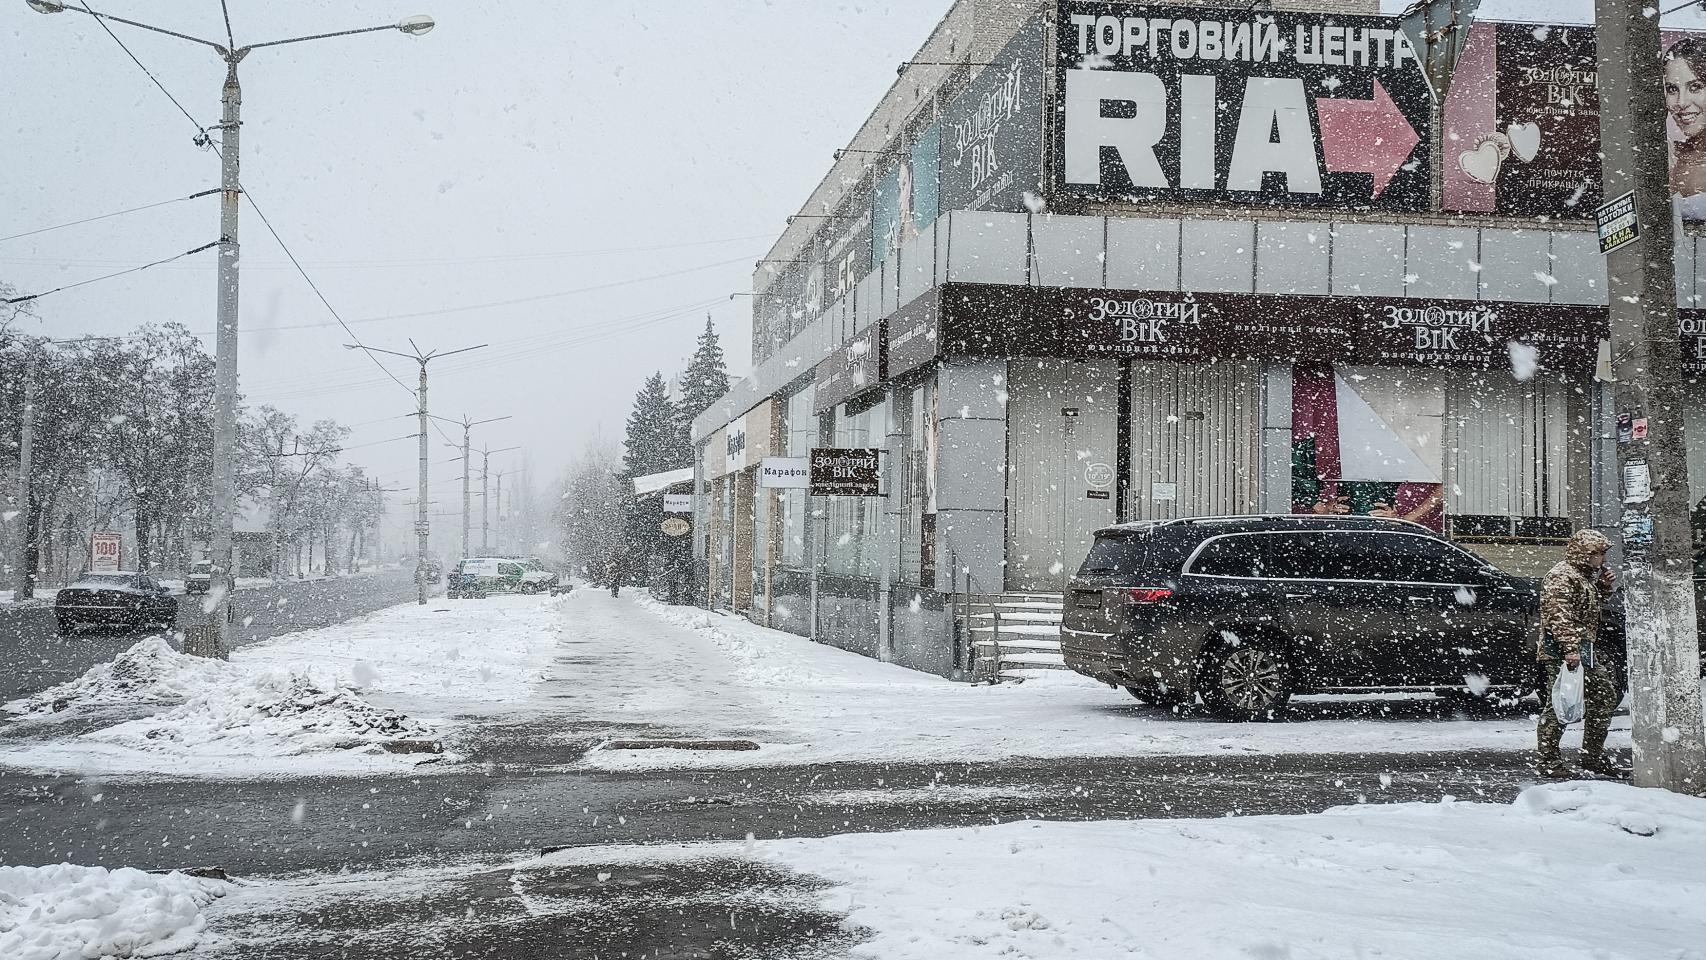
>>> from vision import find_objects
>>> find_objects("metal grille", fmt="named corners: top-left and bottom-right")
top-left (1126, 361), bottom-right (1261, 521)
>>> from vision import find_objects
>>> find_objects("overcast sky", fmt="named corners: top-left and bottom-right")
top-left (8, 0), bottom-right (1706, 514)
top-left (3, 0), bottom-right (949, 507)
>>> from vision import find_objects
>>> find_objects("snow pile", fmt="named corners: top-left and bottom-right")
top-left (570, 591), bottom-right (1631, 771)
top-left (5, 637), bottom-right (224, 716)
top-left (0, 864), bottom-right (228, 960)
top-left (4, 638), bottom-right (432, 767)
top-left (83, 668), bottom-right (433, 759)
top-left (535, 781), bottom-right (1706, 960)
top-left (0, 595), bottom-right (563, 777)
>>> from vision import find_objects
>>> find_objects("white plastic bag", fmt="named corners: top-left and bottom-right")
top-left (1552, 664), bottom-right (1586, 724)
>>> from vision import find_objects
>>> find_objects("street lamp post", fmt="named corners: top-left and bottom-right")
top-left (429, 414), bottom-right (510, 560)
top-left (477, 445), bottom-right (519, 553)
top-left (26, 1), bottom-right (435, 656)
top-left (345, 342), bottom-right (485, 604)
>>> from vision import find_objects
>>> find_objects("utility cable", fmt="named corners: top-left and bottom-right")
top-left (0, 190), bottom-right (217, 243)
top-left (2, 241), bottom-right (217, 304)
top-left (330, 431), bottom-right (423, 453)
top-left (240, 189), bottom-right (416, 398)
top-left (77, 1), bottom-right (211, 139)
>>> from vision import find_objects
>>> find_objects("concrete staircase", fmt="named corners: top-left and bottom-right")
top-left (960, 593), bottom-right (1065, 680)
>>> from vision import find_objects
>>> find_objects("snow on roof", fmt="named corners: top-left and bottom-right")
top-left (632, 467), bottom-right (694, 497)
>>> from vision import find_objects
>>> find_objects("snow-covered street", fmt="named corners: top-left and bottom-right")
top-left (554, 589), bottom-right (1630, 771)
top-left (172, 780), bottom-right (1705, 960)
top-left (1, 585), bottom-right (1648, 780)
top-left (0, 590), bottom-right (1698, 959)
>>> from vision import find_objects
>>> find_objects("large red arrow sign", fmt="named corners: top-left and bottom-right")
top-left (1316, 79), bottom-right (1420, 200)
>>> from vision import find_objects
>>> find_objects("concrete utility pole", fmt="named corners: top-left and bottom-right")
top-left (495, 469), bottom-right (509, 556)
top-left (431, 415), bottom-right (509, 560)
top-left (478, 445), bottom-right (519, 553)
top-left (346, 341), bottom-right (485, 603)
top-left (25, 1), bottom-right (436, 656)
top-left (1594, 0), bottom-right (1706, 794)
top-left (11, 356), bottom-right (37, 601)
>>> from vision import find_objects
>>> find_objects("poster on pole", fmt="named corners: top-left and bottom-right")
top-left (90, 532), bottom-right (122, 572)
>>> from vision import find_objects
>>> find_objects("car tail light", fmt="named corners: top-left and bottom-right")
top-left (1127, 587), bottom-right (1173, 603)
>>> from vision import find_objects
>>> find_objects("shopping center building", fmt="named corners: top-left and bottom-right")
top-left (689, 0), bottom-right (1706, 677)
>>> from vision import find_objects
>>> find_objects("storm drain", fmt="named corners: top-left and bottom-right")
top-left (601, 739), bottom-right (760, 751)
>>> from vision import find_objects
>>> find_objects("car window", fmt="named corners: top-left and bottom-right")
top-left (1350, 534), bottom-right (1485, 584)
top-left (1079, 534), bottom-right (1149, 575)
top-left (1188, 535), bottom-right (1266, 577)
top-left (500, 563), bottom-right (521, 577)
top-left (1189, 533), bottom-right (1335, 579)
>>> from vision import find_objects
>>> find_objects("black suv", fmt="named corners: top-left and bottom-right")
top-left (1060, 515), bottom-right (1593, 720)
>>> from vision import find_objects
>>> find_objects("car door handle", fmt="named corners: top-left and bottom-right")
top-left (1406, 595), bottom-right (1435, 604)
top-left (1284, 593), bottom-right (1309, 600)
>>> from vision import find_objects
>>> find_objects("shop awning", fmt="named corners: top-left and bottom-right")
top-left (633, 467), bottom-right (694, 497)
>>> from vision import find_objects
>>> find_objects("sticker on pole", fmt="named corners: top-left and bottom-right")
top-left (1596, 191), bottom-right (1638, 254)
top-left (1622, 459), bottom-right (1652, 503)
top-left (90, 532), bottom-right (122, 572)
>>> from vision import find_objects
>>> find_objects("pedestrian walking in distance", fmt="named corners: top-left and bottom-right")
top-left (1536, 529), bottom-right (1627, 778)
top-left (606, 553), bottom-right (622, 599)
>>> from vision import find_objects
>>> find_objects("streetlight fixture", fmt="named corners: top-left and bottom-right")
top-left (344, 341), bottom-right (486, 604)
top-left (26, 2), bottom-right (434, 656)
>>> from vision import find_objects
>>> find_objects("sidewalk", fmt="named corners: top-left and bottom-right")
top-left (559, 590), bottom-right (1633, 771)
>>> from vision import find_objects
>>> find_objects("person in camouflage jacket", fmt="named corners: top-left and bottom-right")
top-left (1535, 529), bottom-right (1625, 778)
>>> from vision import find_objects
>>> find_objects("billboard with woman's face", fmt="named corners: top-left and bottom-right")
top-left (1665, 37), bottom-right (1706, 217)
top-left (1442, 22), bottom-right (1706, 221)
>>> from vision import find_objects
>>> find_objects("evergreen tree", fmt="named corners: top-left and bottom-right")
top-left (622, 372), bottom-right (688, 480)
top-left (678, 316), bottom-right (729, 424)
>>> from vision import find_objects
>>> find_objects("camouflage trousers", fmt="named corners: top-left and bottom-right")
top-left (1536, 660), bottom-right (1620, 763)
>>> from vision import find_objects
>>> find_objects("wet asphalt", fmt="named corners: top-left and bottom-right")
top-left (0, 580), bottom-right (1621, 958)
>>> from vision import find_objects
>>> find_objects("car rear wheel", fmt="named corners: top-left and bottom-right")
top-left (56, 616), bottom-right (79, 637)
top-left (1199, 635), bottom-right (1293, 721)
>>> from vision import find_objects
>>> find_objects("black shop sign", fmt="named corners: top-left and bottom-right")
top-left (810, 448), bottom-right (883, 497)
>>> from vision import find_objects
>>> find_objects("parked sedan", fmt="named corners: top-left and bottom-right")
top-left (55, 572), bottom-right (179, 635)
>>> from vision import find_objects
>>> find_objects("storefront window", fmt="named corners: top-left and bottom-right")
top-left (780, 384), bottom-right (817, 568)
top-left (1291, 364), bottom-right (1576, 538)
top-left (825, 397), bottom-right (887, 580)
top-left (897, 376), bottom-right (934, 585)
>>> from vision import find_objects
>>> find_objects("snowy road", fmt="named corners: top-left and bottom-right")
top-left (2, 588), bottom-right (1685, 960)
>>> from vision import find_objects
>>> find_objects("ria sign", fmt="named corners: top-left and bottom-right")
top-left (1054, 2), bottom-right (1432, 211)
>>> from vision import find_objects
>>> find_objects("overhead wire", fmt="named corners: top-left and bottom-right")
top-left (75, 0), bottom-right (211, 139)
top-left (0, 190), bottom-right (217, 244)
top-left (2, 241), bottom-right (217, 304)
top-left (244, 295), bottom-right (724, 401)
top-left (0, 232), bottom-right (773, 269)
top-left (240, 190), bottom-right (418, 398)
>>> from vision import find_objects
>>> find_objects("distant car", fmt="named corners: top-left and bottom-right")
top-left (420, 557), bottom-right (443, 583)
top-left (516, 557), bottom-right (561, 594)
top-left (1060, 515), bottom-right (1606, 720)
top-left (447, 558), bottom-right (490, 599)
top-left (56, 572), bottom-right (179, 635)
top-left (185, 559), bottom-right (213, 595)
top-left (450, 557), bottom-right (559, 596)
